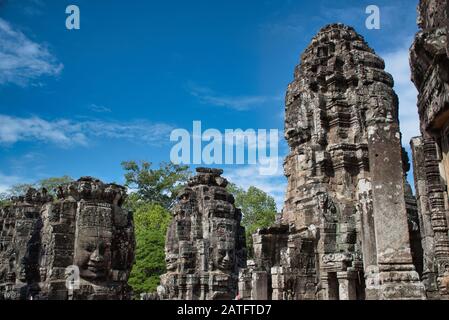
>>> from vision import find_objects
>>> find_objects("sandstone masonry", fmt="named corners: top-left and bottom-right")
top-left (410, 0), bottom-right (449, 300)
top-left (158, 168), bottom-right (247, 300)
top-left (0, 177), bottom-right (135, 300)
top-left (238, 23), bottom-right (426, 300)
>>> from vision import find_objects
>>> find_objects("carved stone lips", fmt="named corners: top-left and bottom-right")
top-left (87, 262), bottom-right (104, 273)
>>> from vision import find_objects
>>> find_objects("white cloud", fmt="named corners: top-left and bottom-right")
top-left (226, 156), bottom-right (286, 211)
top-left (0, 172), bottom-right (22, 194)
top-left (23, 0), bottom-right (45, 16)
top-left (0, 114), bottom-right (174, 147)
top-left (89, 104), bottom-right (112, 113)
top-left (382, 38), bottom-right (420, 146)
top-left (0, 18), bottom-right (63, 86)
top-left (188, 84), bottom-right (282, 111)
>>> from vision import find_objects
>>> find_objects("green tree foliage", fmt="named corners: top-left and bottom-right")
top-left (127, 202), bottom-right (172, 297)
top-left (5, 176), bottom-right (73, 197)
top-left (6, 183), bottom-right (35, 197)
top-left (227, 183), bottom-right (277, 258)
top-left (122, 161), bottom-right (191, 209)
top-left (0, 193), bottom-right (10, 208)
top-left (123, 161), bottom-right (192, 297)
top-left (39, 176), bottom-right (74, 194)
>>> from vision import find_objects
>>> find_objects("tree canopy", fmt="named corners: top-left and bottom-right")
top-left (123, 161), bottom-right (191, 297)
top-left (125, 161), bottom-right (277, 296)
top-left (5, 176), bottom-right (73, 197)
top-left (0, 193), bottom-right (9, 208)
top-left (127, 202), bottom-right (172, 297)
top-left (227, 183), bottom-right (277, 258)
top-left (122, 161), bottom-right (191, 209)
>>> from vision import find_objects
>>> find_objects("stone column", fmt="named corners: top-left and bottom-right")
top-left (185, 275), bottom-right (194, 300)
top-left (318, 274), bottom-right (329, 300)
top-left (319, 273), bottom-right (339, 300)
top-left (337, 271), bottom-right (357, 300)
top-left (178, 276), bottom-right (186, 300)
top-left (422, 139), bottom-right (449, 297)
top-left (356, 179), bottom-right (380, 299)
top-left (270, 267), bottom-right (284, 300)
top-left (411, 137), bottom-right (439, 296)
top-left (251, 271), bottom-right (268, 300)
top-left (199, 275), bottom-right (208, 300)
top-left (238, 270), bottom-right (252, 300)
top-left (368, 122), bottom-right (425, 299)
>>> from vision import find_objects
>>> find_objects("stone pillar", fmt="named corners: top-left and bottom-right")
top-left (368, 123), bottom-right (425, 299)
top-left (199, 275), bottom-right (208, 300)
top-left (364, 266), bottom-right (380, 300)
top-left (270, 267), bottom-right (284, 300)
top-left (356, 179), bottom-right (380, 299)
top-left (337, 271), bottom-right (357, 300)
top-left (411, 137), bottom-right (439, 296)
top-left (238, 269), bottom-right (252, 300)
top-left (422, 139), bottom-right (449, 297)
top-left (185, 275), bottom-right (194, 300)
top-left (319, 273), bottom-right (339, 300)
top-left (178, 276), bottom-right (186, 300)
top-left (251, 271), bottom-right (268, 300)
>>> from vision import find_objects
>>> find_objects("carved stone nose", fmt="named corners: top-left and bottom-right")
top-left (90, 249), bottom-right (104, 263)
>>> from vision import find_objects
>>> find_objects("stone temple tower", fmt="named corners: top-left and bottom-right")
top-left (239, 23), bottom-right (426, 300)
top-left (159, 168), bottom-right (246, 300)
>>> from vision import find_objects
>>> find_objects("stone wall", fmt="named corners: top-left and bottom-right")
top-left (0, 177), bottom-right (135, 300)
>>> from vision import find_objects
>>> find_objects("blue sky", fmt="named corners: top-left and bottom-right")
top-left (0, 0), bottom-right (420, 209)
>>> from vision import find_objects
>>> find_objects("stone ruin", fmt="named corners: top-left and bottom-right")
top-left (158, 2), bottom-right (448, 300)
top-left (0, 177), bottom-right (135, 300)
top-left (1, 0), bottom-right (448, 302)
top-left (410, 0), bottom-right (449, 299)
top-left (158, 168), bottom-right (246, 300)
top-left (238, 23), bottom-right (426, 300)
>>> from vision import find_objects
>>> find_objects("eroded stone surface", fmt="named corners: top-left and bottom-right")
top-left (158, 168), bottom-right (246, 300)
top-left (0, 177), bottom-right (135, 300)
top-left (410, 0), bottom-right (449, 300)
top-left (239, 23), bottom-right (425, 300)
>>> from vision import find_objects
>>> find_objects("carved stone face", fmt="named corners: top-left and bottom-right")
top-left (317, 193), bottom-right (327, 209)
top-left (39, 267), bottom-right (47, 281)
top-left (165, 253), bottom-right (178, 272)
top-left (104, 185), bottom-right (123, 204)
top-left (178, 189), bottom-right (194, 203)
top-left (74, 232), bottom-right (112, 281)
top-left (213, 242), bottom-right (235, 272)
top-left (73, 204), bottom-right (114, 281)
